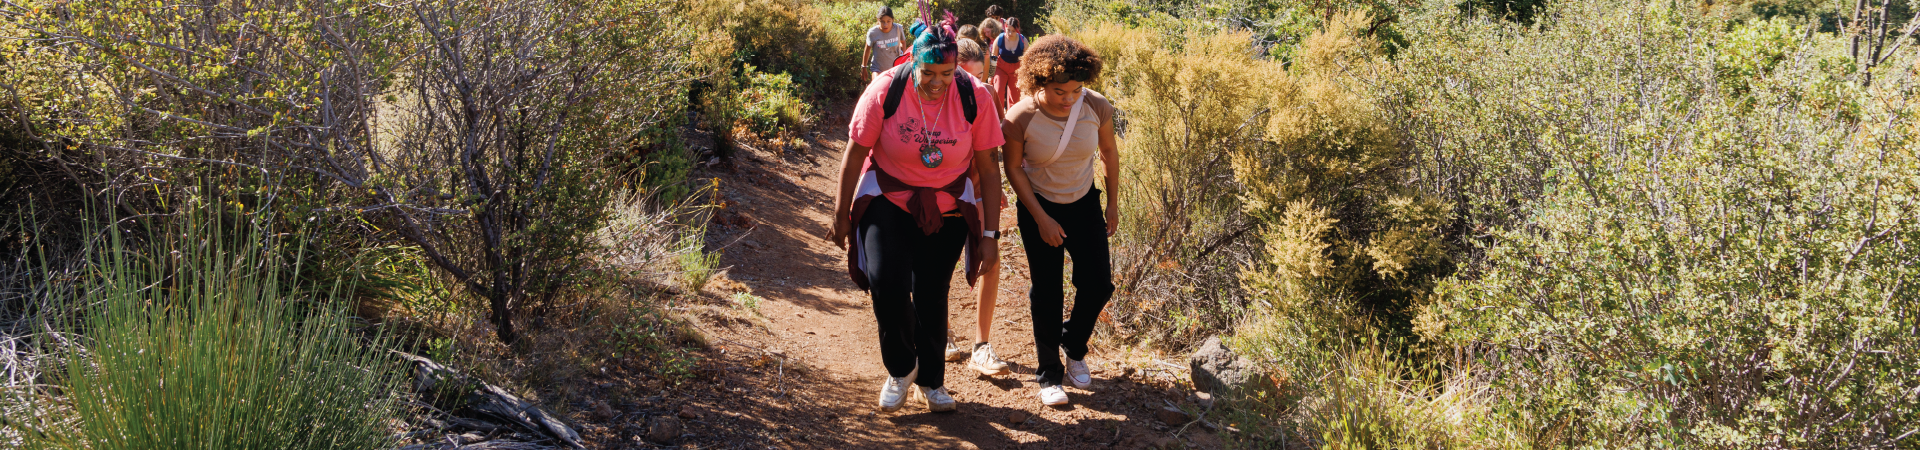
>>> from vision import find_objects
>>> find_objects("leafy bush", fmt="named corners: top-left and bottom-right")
top-left (1716, 17), bottom-right (1808, 99)
top-left (817, 0), bottom-right (899, 59)
top-left (1059, 11), bottom-right (1443, 351)
top-left (2, 0), bottom-right (703, 344)
top-left (1455, 0), bottom-right (1548, 24)
top-left (731, 292), bottom-right (764, 312)
top-left (1050, 0), bottom-right (1410, 62)
top-left (1235, 12), bottom-right (1451, 347)
top-left (1070, 12), bottom-right (1464, 446)
top-left (1057, 21), bottom-right (1267, 348)
top-left (11, 214), bottom-right (405, 449)
top-left (738, 65), bottom-right (815, 136)
top-left (684, 0), bottom-right (864, 99)
top-left (382, 0), bottom-right (699, 344)
top-left (1398, 3), bottom-right (1920, 445)
top-left (1069, 0), bottom-right (1920, 447)
top-left (677, 235), bottom-right (723, 292)
top-left (937, 0), bottom-right (1050, 33)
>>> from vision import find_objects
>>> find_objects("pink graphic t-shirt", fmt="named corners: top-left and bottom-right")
top-left (848, 68), bottom-right (1005, 213)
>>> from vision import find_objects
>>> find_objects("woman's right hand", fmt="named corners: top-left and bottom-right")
top-left (831, 214), bottom-right (852, 250)
top-left (1034, 213), bottom-right (1067, 247)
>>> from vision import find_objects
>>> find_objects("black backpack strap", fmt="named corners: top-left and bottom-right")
top-left (957, 70), bottom-right (978, 124)
top-left (884, 63), bottom-right (978, 124)
top-left (882, 63), bottom-right (914, 119)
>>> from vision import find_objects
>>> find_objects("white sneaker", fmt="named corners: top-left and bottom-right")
top-left (918, 385), bottom-right (958, 412)
top-left (969, 342), bottom-right (1012, 376)
top-left (944, 335), bottom-right (966, 362)
top-left (877, 366), bottom-right (918, 412)
top-left (1037, 385), bottom-right (1069, 406)
top-left (1066, 355), bottom-right (1093, 389)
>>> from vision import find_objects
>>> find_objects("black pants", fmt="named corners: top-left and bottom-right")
top-left (861, 199), bottom-right (968, 388)
top-left (1016, 189), bottom-right (1115, 387)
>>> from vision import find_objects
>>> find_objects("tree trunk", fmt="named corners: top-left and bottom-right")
top-left (490, 289), bottom-right (518, 344)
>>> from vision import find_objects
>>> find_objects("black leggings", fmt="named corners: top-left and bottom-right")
top-left (861, 199), bottom-right (968, 388)
top-left (1016, 189), bottom-right (1115, 387)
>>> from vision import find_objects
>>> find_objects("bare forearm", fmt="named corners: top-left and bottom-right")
top-left (1102, 134), bottom-right (1121, 209)
top-left (1105, 167), bottom-right (1120, 208)
top-left (977, 150), bottom-right (1002, 230)
top-left (835, 142), bottom-right (871, 217)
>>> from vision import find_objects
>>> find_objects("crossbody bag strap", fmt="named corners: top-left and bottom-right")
top-left (1029, 89), bottom-right (1085, 168)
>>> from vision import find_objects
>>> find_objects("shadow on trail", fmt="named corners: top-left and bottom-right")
top-left (877, 379), bottom-right (1170, 449)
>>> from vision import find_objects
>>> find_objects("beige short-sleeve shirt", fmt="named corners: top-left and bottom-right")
top-left (1005, 90), bottom-right (1113, 204)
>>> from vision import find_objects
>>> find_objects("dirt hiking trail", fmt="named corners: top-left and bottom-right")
top-left (678, 101), bottom-right (1225, 449)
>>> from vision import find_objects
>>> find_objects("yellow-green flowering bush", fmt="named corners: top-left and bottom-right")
top-left (1057, 21), bottom-right (1272, 348)
top-left (1058, 11), bottom-right (1450, 353)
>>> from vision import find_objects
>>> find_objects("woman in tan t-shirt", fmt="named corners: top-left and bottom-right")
top-left (999, 35), bottom-right (1118, 407)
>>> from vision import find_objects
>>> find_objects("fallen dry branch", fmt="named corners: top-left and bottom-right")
top-left (393, 352), bottom-right (585, 449)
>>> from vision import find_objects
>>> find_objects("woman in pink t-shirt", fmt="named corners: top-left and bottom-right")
top-left (829, 4), bottom-right (1004, 414)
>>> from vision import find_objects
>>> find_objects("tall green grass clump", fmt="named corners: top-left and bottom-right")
top-left (13, 214), bottom-right (405, 449)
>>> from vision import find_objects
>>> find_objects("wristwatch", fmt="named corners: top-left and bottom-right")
top-left (982, 230), bottom-right (1000, 239)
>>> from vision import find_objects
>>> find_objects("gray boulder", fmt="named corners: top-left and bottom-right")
top-left (1189, 336), bottom-right (1271, 396)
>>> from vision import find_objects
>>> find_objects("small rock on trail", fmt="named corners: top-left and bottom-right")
top-left (647, 415), bottom-right (683, 444)
top-left (1156, 406), bottom-right (1193, 426)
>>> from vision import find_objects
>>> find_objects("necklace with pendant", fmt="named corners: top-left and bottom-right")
top-left (915, 86), bottom-right (949, 169)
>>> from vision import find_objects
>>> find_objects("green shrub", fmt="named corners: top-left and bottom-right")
top-left (1382, 1), bottom-right (1920, 446)
top-left (1081, 1), bottom-right (1920, 447)
top-left (677, 235), bottom-right (722, 292)
top-left (1716, 17), bottom-right (1806, 99)
top-left (1237, 313), bottom-right (1523, 448)
top-left (738, 65), bottom-right (814, 136)
top-left (1455, 0), bottom-right (1548, 24)
top-left (731, 292), bottom-right (764, 312)
top-left (1050, 0), bottom-right (1409, 63)
top-left (817, 0), bottom-right (897, 62)
top-left (3, 0), bottom-right (703, 344)
top-left (624, 117), bottom-right (701, 204)
top-left (1235, 12), bottom-right (1451, 347)
top-left (1056, 22), bottom-right (1269, 349)
top-left (1072, 12), bottom-right (1466, 446)
top-left (607, 307), bottom-right (707, 384)
top-left (684, 0), bottom-right (863, 100)
top-left (1059, 10), bottom-right (1442, 351)
top-left (12, 214), bottom-right (405, 449)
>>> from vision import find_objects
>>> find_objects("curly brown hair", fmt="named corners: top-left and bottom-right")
top-left (1016, 35), bottom-right (1103, 94)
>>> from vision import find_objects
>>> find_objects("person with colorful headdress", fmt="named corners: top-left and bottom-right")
top-left (830, 0), bottom-right (1003, 414)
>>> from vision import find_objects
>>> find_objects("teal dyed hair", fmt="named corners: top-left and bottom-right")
top-left (912, 30), bottom-right (955, 65)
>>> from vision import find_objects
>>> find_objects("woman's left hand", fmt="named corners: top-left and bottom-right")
top-left (1105, 206), bottom-right (1119, 237)
top-left (979, 235), bottom-right (1001, 271)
